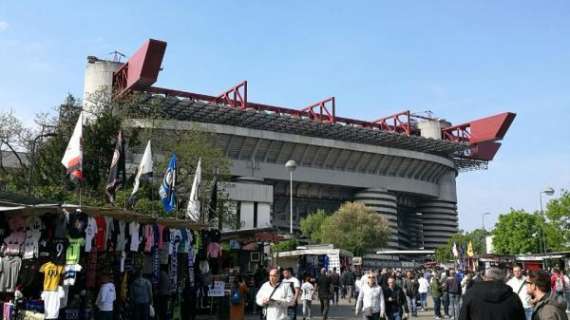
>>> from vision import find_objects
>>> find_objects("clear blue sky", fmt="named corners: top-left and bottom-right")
top-left (1, 1), bottom-right (569, 231)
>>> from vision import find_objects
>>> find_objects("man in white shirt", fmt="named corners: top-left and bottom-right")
top-left (506, 265), bottom-right (532, 320)
top-left (256, 268), bottom-right (294, 320)
top-left (282, 268), bottom-right (301, 320)
top-left (96, 275), bottom-right (116, 320)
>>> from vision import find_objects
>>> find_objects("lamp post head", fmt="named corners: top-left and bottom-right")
top-left (543, 187), bottom-right (555, 196)
top-left (285, 160), bottom-right (297, 172)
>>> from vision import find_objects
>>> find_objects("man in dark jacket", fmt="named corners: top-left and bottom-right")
top-left (403, 271), bottom-right (420, 317)
top-left (383, 276), bottom-right (409, 320)
top-left (447, 269), bottom-right (462, 319)
top-left (527, 270), bottom-right (568, 320)
top-left (458, 267), bottom-right (525, 320)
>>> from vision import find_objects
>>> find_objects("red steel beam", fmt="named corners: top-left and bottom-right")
top-left (441, 112), bottom-right (516, 144)
top-left (112, 39), bottom-right (166, 97)
top-left (213, 81), bottom-right (248, 109)
top-left (373, 110), bottom-right (413, 135)
top-left (300, 97), bottom-right (336, 123)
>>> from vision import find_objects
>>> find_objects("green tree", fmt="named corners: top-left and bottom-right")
top-left (320, 202), bottom-right (390, 256)
top-left (271, 239), bottom-right (299, 254)
top-left (492, 209), bottom-right (544, 255)
top-left (300, 209), bottom-right (328, 242)
top-left (3, 93), bottom-right (234, 223)
top-left (545, 190), bottom-right (570, 247)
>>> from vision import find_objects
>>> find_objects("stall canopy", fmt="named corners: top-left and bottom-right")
top-left (0, 198), bottom-right (207, 230)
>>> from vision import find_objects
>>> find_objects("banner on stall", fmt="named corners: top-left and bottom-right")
top-left (207, 281), bottom-right (225, 297)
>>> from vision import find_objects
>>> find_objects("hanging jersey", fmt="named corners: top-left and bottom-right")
top-left (63, 264), bottom-right (82, 286)
top-left (66, 238), bottom-right (84, 265)
top-left (84, 217), bottom-right (97, 252)
top-left (40, 262), bottom-right (64, 291)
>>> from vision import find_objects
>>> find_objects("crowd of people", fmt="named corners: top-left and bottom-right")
top-left (253, 264), bottom-right (570, 320)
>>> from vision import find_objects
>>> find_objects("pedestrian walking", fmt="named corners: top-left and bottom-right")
top-left (282, 268), bottom-right (301, 320)
top-left (551, 268), bottom-right (567, 305)
top-left (341, 267), bottom-right (356, 303)
top-left (316, 268), bottom-right (332, 320)
top-left (300, 276), bottom-right (315, 320)
top-left (256, 268), bottom-right (294, 320)
top-left (330, 267), bottom-right (340, 305)
top-left (458, 267), bottom-right (525, 320)
top-left (527, 270), bottom-right (568, 320)
top-left (431, 272), bottom-right (443, 320)
top-left (403, 271), bottom-right (419, 317)
top-left (355, 272), bottom-right (386, 320)
top-left (230, 275), bottom-right (249, 320)
top-left (564, 271), bottom-right (570, 313)
top-left (447, 269), bottom-right (461, 319)
top-left (383, 276), bottom-right (409, 320)
top-left (418, 274), bottom-right (429, 311)
top-left (506, 265), bottom-right (533, 320)
top-left (441, 271), bottom-right (451, 319)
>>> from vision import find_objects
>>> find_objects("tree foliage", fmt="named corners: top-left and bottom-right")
top-left (545, 190), bottom-right (570, 246)
top-left (271, 239), bottom-right (299, 254)
top-left (492, 209), bottom-right (545, 255)
top-left (300, 209), bottom-right (328, 242)
top-left (300, 202), bottom-right (390, 256)
top-left (1, 93), bottom-right (234, 224)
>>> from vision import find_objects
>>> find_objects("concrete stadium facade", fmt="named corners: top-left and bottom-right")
top-left (125, 103), bottom-right (458, 251)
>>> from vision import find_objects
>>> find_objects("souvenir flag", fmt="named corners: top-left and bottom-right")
top-left (467, 240), bottom-right (474, 257)
top-left (186, 158), bottom-right (202, 221)
top-left (452, 242), bottom-right (459, 258)
top-left (105, 131), bottom-right (126, 204)
top-left (159, 153), bottom-right (177, 213)
top-left (61, 112), bottom-right (84, 182)
top-left (127, 141), bottom-right (153, 208)
top-left (207, 175), bottom-right (218, 222)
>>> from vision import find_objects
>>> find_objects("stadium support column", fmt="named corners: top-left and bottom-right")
top-left (354, 189), bottom-right (399, 250)
top-left (418, 170), bottom-right (459, 250)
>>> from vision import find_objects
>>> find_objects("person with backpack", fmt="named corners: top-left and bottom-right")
top-left (403, 271), bottom-right (419, 317)
top-left (383, 276), bottom-right (409, 320)
top-left (527, 270), bottom-right (568, 320)
top-left (506, 265), bottom-right (532, 320)
top-left (282, 268), bottom-right (301, 320)
top-left (129, 269), bottom-right (154, 320)
top-left (230, 275), bottom-right (249, 320)
top-left (256, 268), bottom-right (294, 320)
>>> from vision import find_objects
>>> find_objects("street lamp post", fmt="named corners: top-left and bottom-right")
top-left (481, 212), bottom-right (491, 231)
top-left (285, 160), bottom-right (297, 234)
top-left (539, 187), bottom-right (555, 255)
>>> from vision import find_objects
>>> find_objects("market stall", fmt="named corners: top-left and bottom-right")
top-left (273, 244), bottom-right (353, 277)
top-left (0, 202), bottom-right (233, 320)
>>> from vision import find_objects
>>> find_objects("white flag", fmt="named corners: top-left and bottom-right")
top-left (452, 242), bottom-right (459, 258)
top-left (61, 112), bottom-right (83, 182)
top-left (127, 141), bottom-right (153, 207)
top-left (186, 158), bottom-right (202, 221)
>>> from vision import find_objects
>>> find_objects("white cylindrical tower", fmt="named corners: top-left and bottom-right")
top-left (82, 56), bottom-right (123, 119)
